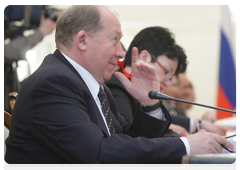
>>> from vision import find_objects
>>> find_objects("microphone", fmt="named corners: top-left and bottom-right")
top-left (148, 90), bottom-right (236, 114)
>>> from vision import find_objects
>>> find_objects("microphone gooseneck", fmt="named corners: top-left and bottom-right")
top-left (148, 90), bottom-right (236, 114)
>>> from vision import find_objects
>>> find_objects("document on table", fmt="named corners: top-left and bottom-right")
top-left (214, 116), bottom-right (236, 129)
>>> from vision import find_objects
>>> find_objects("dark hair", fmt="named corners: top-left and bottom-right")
top-left (124, 26), bottom-right (187, 74)
top-left (174, 44), bottom-right (188, 74)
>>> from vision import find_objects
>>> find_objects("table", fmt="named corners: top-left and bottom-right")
top-left (119, 166), bottom-right (182, 170)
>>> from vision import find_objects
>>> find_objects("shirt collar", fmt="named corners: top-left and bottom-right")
top-left (60, 52), bottom-right (100, 99)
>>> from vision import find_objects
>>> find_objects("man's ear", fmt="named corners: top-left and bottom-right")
top-left (139, 50), bottom-right (151, 63)
top-left (76, 30), bottom-right (87, 51)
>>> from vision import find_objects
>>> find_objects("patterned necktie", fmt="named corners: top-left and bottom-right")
top-left (98, 87), bottom-right (115, 134)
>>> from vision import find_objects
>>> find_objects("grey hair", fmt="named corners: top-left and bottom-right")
top-left (55, 5), bottom-right (103, 48)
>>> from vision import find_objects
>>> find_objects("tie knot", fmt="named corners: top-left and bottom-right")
top-left (98, 87), bottom-right (107, 102)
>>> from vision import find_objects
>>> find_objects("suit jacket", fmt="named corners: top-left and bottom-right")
top-left (162, 101), bottom-right (191, 132)
top-left (5, 49), bottom-right (186, 164)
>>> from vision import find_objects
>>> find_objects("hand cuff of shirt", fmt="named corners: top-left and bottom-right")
top-left (148, 108), bottom-right (166, 121)
top-left (189, 118), bottom-right (195, 133)
top-left (180, 137), bottom-right (190, 155)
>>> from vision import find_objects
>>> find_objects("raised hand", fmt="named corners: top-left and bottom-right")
top-left (114, 47), bottom-right (160, 106)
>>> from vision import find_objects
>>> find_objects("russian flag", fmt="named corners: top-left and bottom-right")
top-left (216, 5), bottom-right (236, 119)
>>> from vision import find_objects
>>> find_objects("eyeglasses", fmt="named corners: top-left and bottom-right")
top-left (149, 53), bottom-right (172, 85)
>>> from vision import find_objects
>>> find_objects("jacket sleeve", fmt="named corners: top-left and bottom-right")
top-left (171, 115), bottom-right (191, 132)
top-left (4, 29), bottom-right (43, 64)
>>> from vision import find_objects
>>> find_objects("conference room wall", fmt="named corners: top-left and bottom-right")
top-left (28, 5), bottom-right (236, 119)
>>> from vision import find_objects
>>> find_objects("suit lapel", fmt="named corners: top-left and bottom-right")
top-left (93, 104), bottom-right (110, 137)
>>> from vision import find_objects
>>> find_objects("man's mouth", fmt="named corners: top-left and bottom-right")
top-left (109, 61), bottom-right (117, 66)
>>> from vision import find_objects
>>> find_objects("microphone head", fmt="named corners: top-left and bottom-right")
top-left (148, 90), bottom-right (160, 99)
top-left (148, 90), bottom-right (173, 100)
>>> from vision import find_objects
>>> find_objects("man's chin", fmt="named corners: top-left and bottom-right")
top-left (103, 73), bottom-right (114, 83)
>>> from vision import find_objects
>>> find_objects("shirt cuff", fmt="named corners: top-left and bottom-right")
top-left (146, 108), bottom-right (166, 121)
top-left (180, 137), bottom-right (190, 155)
top-left (189, 118), bottom-right (195, 133)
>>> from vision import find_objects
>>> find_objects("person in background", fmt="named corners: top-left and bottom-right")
top-left (5, 5), bottom-right (234, 164)
top-left (161, 74), bottom-right (190, 136)
top-left (175, 73), bottom-right (194, 116)
top-left (4, 6), bottom-right (56, 113)
top-left (177, 73), bottom-right (217, 122)
top-left (163, 73), bottom-right (234, 136)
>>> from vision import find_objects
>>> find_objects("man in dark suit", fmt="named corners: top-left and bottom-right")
top-left (5, 5), bottom-right (233, 164)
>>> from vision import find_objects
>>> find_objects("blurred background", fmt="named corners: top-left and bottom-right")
top-left (4, 5), bottom-right (236, 120)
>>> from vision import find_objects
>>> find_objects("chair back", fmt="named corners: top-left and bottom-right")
top-left (4, 110), bottom-right (12, 130)
top-left (9, 92), bottom-right (18, 112)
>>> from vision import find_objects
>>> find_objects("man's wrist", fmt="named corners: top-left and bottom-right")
top-left (140, 100), bottom-right (161, 112)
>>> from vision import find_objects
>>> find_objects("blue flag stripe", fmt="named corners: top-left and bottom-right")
top-left (219, 29), bottom-right (236, 108)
